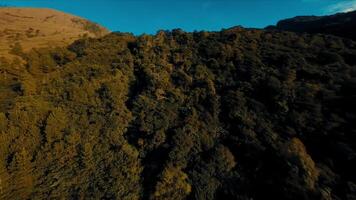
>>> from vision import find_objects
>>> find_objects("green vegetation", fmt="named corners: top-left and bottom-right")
top-left (71, 18), bottom-right (105, 37)
top-left (0, 27), bottom-right (356, 199)
top-left (9, 42), bottom-right (24, 56)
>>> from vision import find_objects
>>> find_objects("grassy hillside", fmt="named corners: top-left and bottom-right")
top-left (0, 8), bottom-right (109, 59)
top-left (0, 26), bottom-right (355, 199)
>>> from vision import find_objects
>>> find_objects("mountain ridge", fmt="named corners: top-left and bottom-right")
top-left (267, 10), bottom-right (356, 40)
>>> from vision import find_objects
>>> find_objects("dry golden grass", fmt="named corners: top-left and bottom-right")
top-left (0, 7), bottom-right (109, 59)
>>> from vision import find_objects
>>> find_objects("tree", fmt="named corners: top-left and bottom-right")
top-left (282, 138), bottom-right (319, 191)
top-left (151, 166), bottom-right (191, 200)
top-left (0, 150), bottom-right (10, 199)
top-left (8, 148), bottom-right (36, 199)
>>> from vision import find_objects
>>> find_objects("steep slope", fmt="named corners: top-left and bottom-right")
top-left (0, 27), bottom-right (356, 199)
top-left (0, 8), bottom-right (109, 58)
top-left (267, 10), bottom-right (356, 40)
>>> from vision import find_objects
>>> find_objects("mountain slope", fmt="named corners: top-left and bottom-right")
top-left (0, 8), bottom-right (109, 115)
top-left (267, 11), bottom-right (356, 40)
top-left (1, 8), bottom-right (356, 200)
top-left (0, 8), bottom-right (109, 58)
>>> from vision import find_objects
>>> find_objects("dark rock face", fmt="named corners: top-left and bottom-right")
top-left (268, 11), bottom-right (356, 40)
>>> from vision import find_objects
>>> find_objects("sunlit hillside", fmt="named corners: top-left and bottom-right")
top-left (0, 8), bottom-right (109, 59)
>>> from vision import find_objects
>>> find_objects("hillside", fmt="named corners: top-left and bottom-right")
top-left (0, 8), bottom-right (109, 59)
top-left (0, 24), bottom-right (356, 200)
top-left (267, 10), bottom-right (356, 40)
top-left (0, 8), bottom-right (109, 113)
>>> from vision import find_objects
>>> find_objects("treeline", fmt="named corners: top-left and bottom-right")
top-left (0, 27), bottom-right (356, 200)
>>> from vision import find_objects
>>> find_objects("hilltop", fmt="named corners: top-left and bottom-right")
top-left (0, 8), bottom-right (109, 59)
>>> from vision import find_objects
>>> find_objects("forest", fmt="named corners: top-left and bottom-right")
top-left (0, 26), bottom-right (356, 200)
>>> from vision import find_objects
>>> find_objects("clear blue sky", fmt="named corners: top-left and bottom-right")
top-left (1, 0), bottom-right (355, 34)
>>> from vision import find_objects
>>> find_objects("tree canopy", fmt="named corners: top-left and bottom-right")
top-left (0, 27), bottom-right (356, 199)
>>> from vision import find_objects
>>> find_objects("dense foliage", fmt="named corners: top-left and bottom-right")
top-left (0, 27), bottom-right (356, 200)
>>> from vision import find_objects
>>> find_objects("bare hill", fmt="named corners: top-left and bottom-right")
top-left (0, 7), bottom-right (109, 58)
